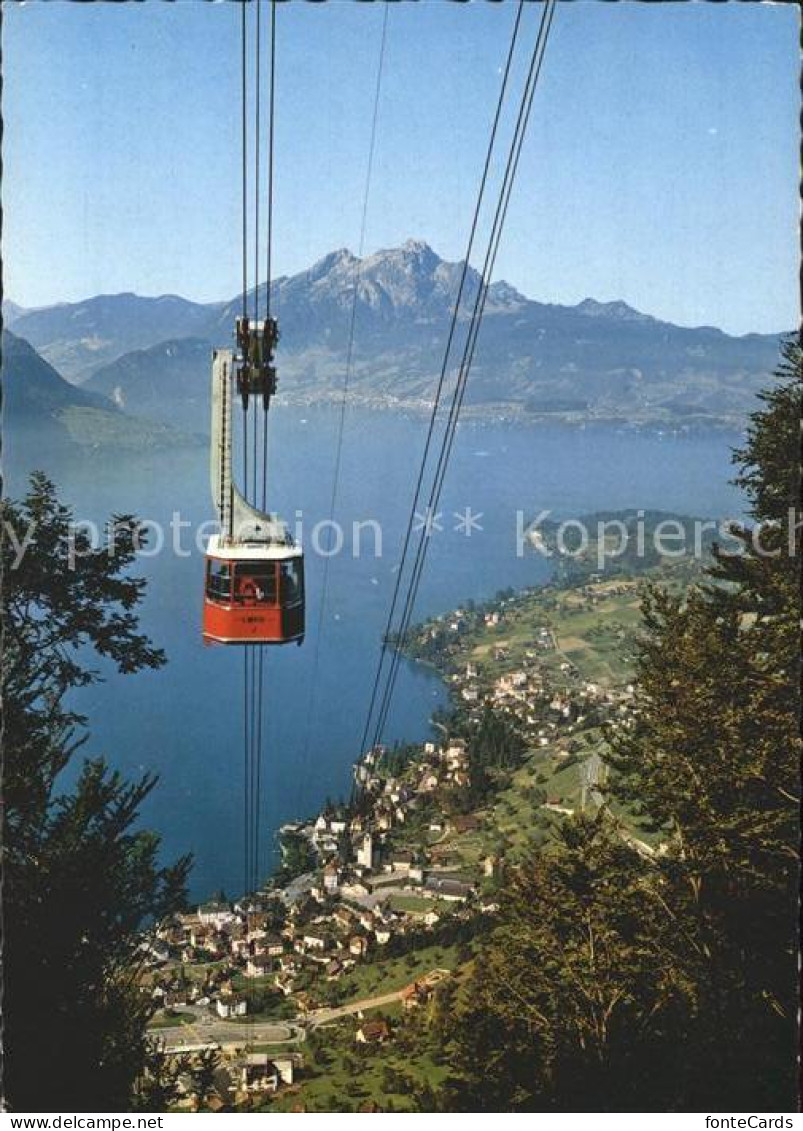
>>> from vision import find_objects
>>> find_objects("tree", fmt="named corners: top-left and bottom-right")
top-left (130, 1045), bottom-right (191, 1113)
top-left (438, 344), bottom-right (800, 1111)
top-left (275, 829), bottom-right (316, 883)
top-left (3, 474), bottom-right (165, 831)
top-left (192, 1048), bottom-right (223, 1110)
top-left (607, 340), bottom-right (801, 1108)
top-left (441, 815), bottom-right (693, 1111)
top-left (470, 706), bottom-right (526, 771)
top-left (2, 474), bottom-right (191, 1110)
top-left (709, 337), bottom-right (801, 627)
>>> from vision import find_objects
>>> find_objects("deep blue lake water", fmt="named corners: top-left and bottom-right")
top-left (8, 407), bottom-right (744, 900)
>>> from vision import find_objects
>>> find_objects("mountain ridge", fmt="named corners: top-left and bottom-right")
top-left (7, 239), bottom-right (784, 349)
top-left (9, 240), bottom-right (789, 432)
top-left (10, 292), bottom-right (227, 382)
top-left (1, 330), bottom-right (204, 458)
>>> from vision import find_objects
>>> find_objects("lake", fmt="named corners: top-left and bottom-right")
top-left (7, 407), bottom-right (744, 900)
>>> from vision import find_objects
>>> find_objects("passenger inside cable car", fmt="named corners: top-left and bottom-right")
top-left (233, 564), bottom-right (275, 605)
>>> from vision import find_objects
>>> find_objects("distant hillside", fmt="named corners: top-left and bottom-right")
top-left (9, 293), bottom-right (225, 382)
top-left (1, 330), bottom-right (202, 460)
top-left (84, 337), bottom-right (213, 433)
top-left (12, 241), bottom-right (787, 430)
top-left (538, 508), bottom-right (717, 586)
top-left (2, 300), bottom-right (27, 326)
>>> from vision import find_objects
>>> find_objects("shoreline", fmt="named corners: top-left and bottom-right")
top-left (273, 392), bottom-right (749, 438)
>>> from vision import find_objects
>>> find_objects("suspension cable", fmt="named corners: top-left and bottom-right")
top-left (371, 0), bottom-right (557, 752)
top-left (254, 0), bottom-right (261, 332)
top-left (253, 0), bottom-right (262, 510)
top-left (241, 0), bottom-right (250, 501)
top-left (266, 0), bottom-right (276, 327)
top-left (363, 0), bottom-right (557, 765)
top-left (357, 0), bottom-right (526, 763)
top-left (235, 1), bottom-right (263, 1052)
top-left (252, 0), bottom-right (276, 899)
top-left (243, 648), bottom-right (252, 898)
top-left (372, 0), bottom-right (557, 752)
top-left (294, 2), bottom-right (390, 812)
top-left (241, 0), bottom-right (248, 322)
top-left (240, 0), bottom-right (252, 920)
top-left (253, 646), bottom-right (265, 887)
top-left (238, 0), bottom-right (266, 917)
top-left (240, 30), bottom-right (253, 917)
top-left (262, 0), bottom-right (276, 512)
top-left (252, 0), bottom-right (276, 898)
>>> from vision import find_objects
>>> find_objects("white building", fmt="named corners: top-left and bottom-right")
top-left (197, 901), bottom-right (235, 928)
top-left (216, 994), bottom-right (247, 1019)
top-left (357, 833), bottom-right (376, 870)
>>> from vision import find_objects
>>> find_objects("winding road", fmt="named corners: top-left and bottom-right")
top-left (156, 971), bottom-right (450, 1052)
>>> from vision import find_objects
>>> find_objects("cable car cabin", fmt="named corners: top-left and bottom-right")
top-left (203, 535), bottom-right (304, 646)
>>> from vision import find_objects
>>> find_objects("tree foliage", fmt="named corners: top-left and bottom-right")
top-left (440, 816), bottom-right (704, 1111)
top-left (2, 474), bottom-right (191, 1110)
top-left (435, 343), bottom-right (800, 1110)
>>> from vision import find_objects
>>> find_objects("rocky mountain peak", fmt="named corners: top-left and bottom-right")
top-left (576, 298), bottom-right (651, 323)
top-left (308, 247), bottom-right (359, 282)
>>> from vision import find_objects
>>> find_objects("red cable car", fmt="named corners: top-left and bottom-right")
top-left (203, 537), bottom-right (304, 645)
top-left (202, 323), bottom-right (304, 647)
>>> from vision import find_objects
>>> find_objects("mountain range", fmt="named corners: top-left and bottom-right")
top-left (1, 330), bottom-right (202, 459)
top-left (6, 293), bottom-right (223, 382)
top-left (4, 240), bottom-right (787, 433)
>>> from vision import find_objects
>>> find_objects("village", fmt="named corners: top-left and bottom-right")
top-left (404, 577), bottom-right (641, 739)
top-left (140, 731), bottom-right (489, 1109)
top-left (144, 732), bottom-right (493, 1033)
top-left (137, 567), bottom-right (665, 1108)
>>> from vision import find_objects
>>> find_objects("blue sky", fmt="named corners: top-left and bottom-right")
top-left (2, 0), bottom-right (799, 335)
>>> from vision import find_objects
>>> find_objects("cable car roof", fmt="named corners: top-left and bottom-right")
top-left (206, 533), bottom-right (302, 563)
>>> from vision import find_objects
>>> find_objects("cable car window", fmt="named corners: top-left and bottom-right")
top-left (206, 560), bottom-right (232, 601)
top-left (281, 559), bottom-right (304, 605)
top-left (233, 562), bottom-right (277, 604)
